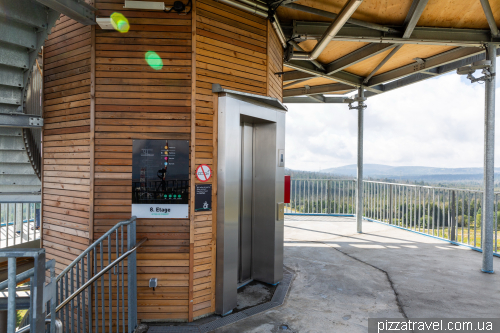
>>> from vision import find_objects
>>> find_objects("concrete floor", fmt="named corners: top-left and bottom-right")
top-left (216, 216), bottom-right (500, 333)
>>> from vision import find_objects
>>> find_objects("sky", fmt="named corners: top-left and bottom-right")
top-left (284, 72), bottom-right (500, 171)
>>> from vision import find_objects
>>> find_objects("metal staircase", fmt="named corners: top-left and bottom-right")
top-left (0, 0), bottom-right (96, 202)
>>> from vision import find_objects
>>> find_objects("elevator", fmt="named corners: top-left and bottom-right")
top-left (215, 89), bottom-right (286, 316)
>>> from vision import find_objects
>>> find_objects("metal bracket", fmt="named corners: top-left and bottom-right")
top-left (348, 102), bottom-right (367, 110)
top-left (29, 117), bottom-right (43, 127)
top-left (347, 96), bottom-right (367, 110)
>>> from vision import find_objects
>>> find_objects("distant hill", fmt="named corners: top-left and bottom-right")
top-left (322, 164), bottom-right (500, 180)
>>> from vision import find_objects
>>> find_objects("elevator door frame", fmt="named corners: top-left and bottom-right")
top-left (216, 93), bottom-right (286, 316)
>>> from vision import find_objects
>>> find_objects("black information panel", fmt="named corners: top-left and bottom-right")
top-left (132, 139), bottom-right (189, 218)
top-left (195, 184), bottom-right (212, 212)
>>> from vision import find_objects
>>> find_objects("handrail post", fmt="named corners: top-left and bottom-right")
top-left (327, 180), bottom-right (331, 214)
top-left (451, 191), bottom-right (456, 242)
top-left (389, 184), bottom-right (393, 225)
top-left (127, 220), bottom-right (138, 332)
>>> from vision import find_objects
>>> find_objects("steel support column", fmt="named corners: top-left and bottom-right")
top-left (482, 44), bottom-right (496, 273)
top-left (7, 258), bottom-right (15, 333)
top-left (356, 87), bottom-right (365, 233)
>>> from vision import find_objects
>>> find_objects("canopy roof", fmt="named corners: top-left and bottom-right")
top-left (276, 0), bottom-right (500, 103)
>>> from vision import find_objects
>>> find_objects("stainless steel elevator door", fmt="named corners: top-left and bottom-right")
top-left (239, 123), bottom-right (253, 283)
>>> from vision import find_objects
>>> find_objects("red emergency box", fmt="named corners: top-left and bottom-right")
top-left (284, 175), bottom-right (291, 203)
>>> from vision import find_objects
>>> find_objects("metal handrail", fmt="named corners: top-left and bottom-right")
top-left (363, 180), bottom-right (494, 193)
top-left (290, 178), bottom-right (497, 194)
top-left (55, 215), bottom-right (137, 282)
top-left (0, 259), bottom-right (55, 292)
top-left (16, 319), bottom-right (61, 333)
top-left (53, 237), bottom-right (147, 314)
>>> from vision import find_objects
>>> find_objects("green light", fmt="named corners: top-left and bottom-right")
top-left (110, 12), bottom-right (130, 33)
top-left (145, 51), bottom-right (163, 70)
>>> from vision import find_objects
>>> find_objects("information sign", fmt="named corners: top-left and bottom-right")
top-left (131, 139), bottom-right (189, 218)
top-left (195, 184), bottom-right (212, 212)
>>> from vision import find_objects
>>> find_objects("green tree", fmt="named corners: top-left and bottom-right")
top-left (475, 208), bottom-right (482, 228)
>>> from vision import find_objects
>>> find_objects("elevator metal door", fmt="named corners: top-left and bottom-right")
top-left (239, 123), bottom-right (253, 283)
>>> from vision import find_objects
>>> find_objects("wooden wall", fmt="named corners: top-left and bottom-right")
top-left (42, 0), bottom-right (283, 324)
top-left (267, 21), bottom-right (283, 101)
top-left (94, 0), bottom-right (193, 322)
top-left (42, 14), bottom-right (92, 275)
top-left (195, 0), bottom-right (268, 96)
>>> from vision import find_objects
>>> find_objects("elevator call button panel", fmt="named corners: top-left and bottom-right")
top-left (132, 139), bottom-right (189, 218)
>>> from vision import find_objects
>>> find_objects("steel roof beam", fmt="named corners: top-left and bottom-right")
top-left (361, 1), bottom-right (426, 84)
top-left (479, 0), bottom-right (500, 36)
top-left (362, 45), bottom-right (403, 84)
top-left (284, 60), bottom-right (363, 87)
top-left (292, 22), bottom-right (500, 47)
top-left (308, 94), bottom-right (325, 103)
top-left (366, 47), bottom-right (484, 86)
top-left (284, 3), bottom-right (395, 33)
top-left (363, 48), bottom-right (500, 98)
top-left (283, 71), bottom-right (314, 82)
top-left (284, 83), bottom-right (353, 97)
top-left (34, 0), bottom-right (96, 25)
top-left (291, 0), bottom-right (364, 61)
top-left (284, 96), bottom-right (350, 103)
top-left (289, 41), bottom-right (325, 71)
top-left (403, 0), bottom-right (429, 38)
top-left (325, 43), bottom-right (396, 74)
top-left (284, 43), bottom-right (395, 82)
top-left (284, 50), bottom-right (500, 103)
top-left (283, 79), bottom-right (310, 88)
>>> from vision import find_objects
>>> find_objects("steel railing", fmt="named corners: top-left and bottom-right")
top-left (55, 215), bottom-right (145, 333)
top-left (286, 179), bottom-right (356, 215)
top-left (286, 179), bottom-right (499, 255)
top-left (0, 203), bottom-right (40, 248)
top-left (0, 249), bottom-right (57, 333)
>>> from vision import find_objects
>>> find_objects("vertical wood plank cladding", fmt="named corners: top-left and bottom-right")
top-left (42, 14), bottom-right (92, 274)
top-left (267, 21), bottom-right (283, 102)
top-left (94, 0), bottom-right (192, 322)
